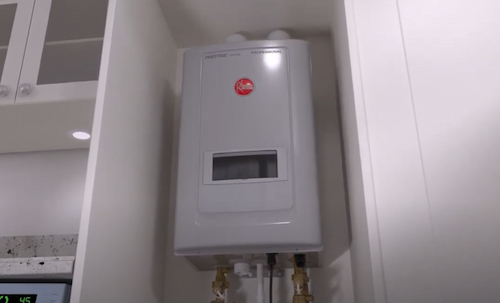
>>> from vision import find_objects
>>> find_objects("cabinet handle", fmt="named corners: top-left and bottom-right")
top-left (19, 83), bottom-right (33, 96)
top-left (0, 85), bottom-right (9, 98)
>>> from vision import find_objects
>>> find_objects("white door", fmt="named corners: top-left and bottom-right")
top-left (16, 0), bottom-right (107, 104)
top-left (0, 0), bottom-right (34, 105)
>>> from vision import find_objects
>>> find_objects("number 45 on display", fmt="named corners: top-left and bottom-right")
top-left (0, 296), bottom-right (31, 303)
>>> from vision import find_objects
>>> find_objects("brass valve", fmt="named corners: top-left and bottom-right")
top-left (291, 256), bottom-right (314, 303)
top-left (212, 266), bottom-right (231, 303)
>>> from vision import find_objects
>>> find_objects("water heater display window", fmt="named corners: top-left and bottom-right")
top-left (212, 151), bottom-right (278, 181)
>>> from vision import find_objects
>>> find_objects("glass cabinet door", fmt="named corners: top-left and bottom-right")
top-left (18, 0), bottom-right (108, 103)
top-left (0, 0), bottom-right (34, 104)
top-left (0, 4), bottom-right (16, 82)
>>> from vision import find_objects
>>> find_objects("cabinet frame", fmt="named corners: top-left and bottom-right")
top-left (0, 0), bottom-right (34, 105)
top-left (16, 0), bottom-right (98, 104)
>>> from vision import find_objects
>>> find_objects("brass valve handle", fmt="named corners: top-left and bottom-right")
top-left (291, 256), bottom-right (314, 303)
top-left (212, 267), bottom-right (231, 303)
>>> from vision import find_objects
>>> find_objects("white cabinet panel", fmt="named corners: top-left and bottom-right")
top-left (70, 0), bottom-right (178, 302)
top-left (0, 0), bottom-right (34, 104)
top-left (344, 0), bottom-right (441, 302)
top-left (398, 1), bottom-right (500, 302)
top-left (17, 0), bottom-right (107, 104)
top-left (330, 0), bottom-right (386, 302)
top-left (345, 0), bottom-right (500, 302)
top-left (349, 0), bottom-right (442, 300)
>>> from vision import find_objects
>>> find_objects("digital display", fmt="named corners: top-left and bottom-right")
top-left (213, 151), bottom-right (278, 181)
top-left (0, 295), bottom-right (37, 303)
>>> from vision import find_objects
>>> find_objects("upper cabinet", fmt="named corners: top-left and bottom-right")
top-left (0, 0), bottom-right (34, 105)
top-left (0, 0), bottom-right (107, 105)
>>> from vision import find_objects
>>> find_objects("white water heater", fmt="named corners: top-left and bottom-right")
top-left (174, 39), bottom-right (322, 256)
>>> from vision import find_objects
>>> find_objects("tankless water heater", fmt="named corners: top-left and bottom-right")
top-left (174, 39), bottom-right (322, 256)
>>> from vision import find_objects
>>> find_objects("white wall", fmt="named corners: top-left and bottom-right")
top-left (164, 35), bottom-right (354, 303)
top-left (344, 0), bottom-right (500, 302)
top-left (0, 149), bottom-right (88, 237)
top-left (345, 0), bottom-right (442, 301)
top-left (399, 1), bottom-right (500, 302)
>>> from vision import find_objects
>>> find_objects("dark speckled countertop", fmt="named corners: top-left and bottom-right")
top-left (0, 235), bottom-right (78, 258)
top-left (0, 235), bottom-right (78, 279)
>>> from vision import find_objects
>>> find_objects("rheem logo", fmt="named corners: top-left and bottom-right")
top-left (234, 78), bottom-right (254, 96)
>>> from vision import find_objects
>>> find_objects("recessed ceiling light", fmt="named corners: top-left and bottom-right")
top-left (72, 131), bottom-right (91, 140)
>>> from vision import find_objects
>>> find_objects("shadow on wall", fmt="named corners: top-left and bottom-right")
top-left (308, 35), bottom-right (350, 263)
top-left (308, 35), bottom-right (353, 303)
top-left (150, 81), bottom-right (177, 303)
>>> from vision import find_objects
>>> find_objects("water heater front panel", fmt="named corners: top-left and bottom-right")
top-left (175, 40), bottom-right (322, 255)
top-left (198, 47), bottom-right (293, 213)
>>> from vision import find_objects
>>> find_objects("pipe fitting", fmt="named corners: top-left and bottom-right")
top-left (291, 256), bottom-right (314, 303)
top-left (212, 266), bottom-right (231, 303)
top-left (234, 262), bottom-right (252, 277)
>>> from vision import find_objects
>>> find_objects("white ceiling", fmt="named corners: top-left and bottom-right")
top-left (0, 100), bottom-right (94, 154)
top-left (158, 0), bottom-right (334, 47)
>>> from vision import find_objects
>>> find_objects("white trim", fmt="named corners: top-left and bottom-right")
top-left (15, 80), bottom-right (98, 104)
top-left (344, 0), bottom-right (388, 300)
top-left (16, 0), bottom-right (50, 96)
top-left (0, 0), bottom-right (19, 5)
top-left (44, 37), bottom-right (104, 46)
top-left (70, 0), bottom-right (115, 301)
